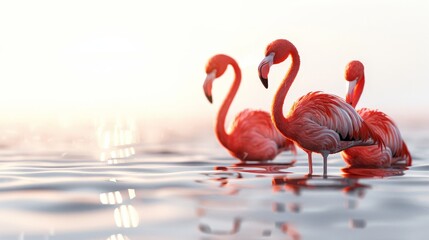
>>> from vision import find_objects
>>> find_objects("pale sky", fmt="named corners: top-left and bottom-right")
top-left (0, 0), bottom-right (428, 134)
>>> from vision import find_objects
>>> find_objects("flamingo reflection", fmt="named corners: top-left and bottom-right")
top-left (196, 171), bottom-right (242, 188)
top-left (271, 174), bottom-right (370, 196)
top-left (226, 161), bottom-right (296, 174)
top-left (197, 161), bottom-right (301, 239)
top-left (197, 160), bottom-right (407, 238)
top-left (198, 217), bottom-right (241, 235)
top-left (341, 165), bottom-right (407, 178)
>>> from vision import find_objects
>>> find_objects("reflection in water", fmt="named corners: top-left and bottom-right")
top-left (341, 166), bottom-right (406, 215)
top-left (272, 174), bottom-right (371, 233)
top-left (100, 188), bottom-right (136, 205)
top-left (271, 175), bottom-right (371, 195)
top-left (114, 205), bottom-right (139, 228)
top-left (226, 161), bottom-right (296, 174)
top-left (196, 172), bottom-right (242, 188)
top-left (196, 161), bottom-right (408, 238)
top-left (341, 165), bottom-right (407, 178)
top-left (196, 162), bottom-right (303, 239)
top-left (18, 230), bottom-right (55, 240)
top-left (350, 219), bottom-right (366, 229)
top-left (199, 217), bottom-right (241, 235)
top-left (100, 190), bottom-right (123, 205)
top-left (96, 116), bottom-right (140, 239)
top-left (277, 222), bottom-right (301, 240)
top-left (107, 234), bottom-right (130, 240)
top-left (97, 116), bottom-right (137, 164)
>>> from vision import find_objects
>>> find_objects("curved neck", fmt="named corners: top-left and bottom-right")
top-left (351, 74), bottom-right (365, 108)
top-left (272, 47), bottom-right (300, 136)
top-left (216, 61), bottom-right (241, 148)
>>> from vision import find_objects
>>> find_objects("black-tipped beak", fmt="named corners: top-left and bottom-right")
top-left (260, 77), bottom-right (268, 89)
top-left (203, 70), bottom-right (216, 104)
top-left (205, 93), bottom-right (213, 103)
top-left (258, 53), bottom-right (274, 89)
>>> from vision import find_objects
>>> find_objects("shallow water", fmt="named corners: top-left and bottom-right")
top-left (0, 126), bottom-right (428, 240)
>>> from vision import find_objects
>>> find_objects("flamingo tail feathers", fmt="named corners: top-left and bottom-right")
top-left (360, 120), bottom-right (386, 150)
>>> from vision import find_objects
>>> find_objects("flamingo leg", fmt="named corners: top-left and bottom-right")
top-left (306, 151), bottom-right (313, 175)
top-left (322, 152), bottom-right (329, 178)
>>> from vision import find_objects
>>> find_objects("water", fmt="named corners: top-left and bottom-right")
top-left (0, 123), bottom-right (428, 240)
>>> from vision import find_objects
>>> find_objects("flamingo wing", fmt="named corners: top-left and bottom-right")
top-left (286, 92), bottom-right (383, 153)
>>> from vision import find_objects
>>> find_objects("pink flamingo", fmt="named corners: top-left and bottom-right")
top-left (258, 39), bottom-right (384, 176)
top-left (203, 54), bottom-right (296, 161)
top-left (341, 60), bottom-right (412, 167)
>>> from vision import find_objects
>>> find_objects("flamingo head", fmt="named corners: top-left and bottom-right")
top-left (203, 54), bottom-right (231, 103)
top-left (258, 39), bottom-right (295, 88)
top-left (345, 60), bottom-right (365, 108)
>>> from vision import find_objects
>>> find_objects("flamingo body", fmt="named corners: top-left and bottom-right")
top-left (342, 109), bottom-right (411, 167)
top-left (284, 92), bottom-right (380, 154)
top-left (227, 109), bottom-right (296, 160)
top-left (341, 61), bottom-right (412, 167)
top-left (203, 54), bottom-right (296, 161)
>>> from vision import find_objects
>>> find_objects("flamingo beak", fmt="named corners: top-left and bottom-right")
top-left (261, 77), bottom-right (268, 89)
top-left (346, 79), bottom-right (357, 105)
top-left (258, 53), bottom-right (275, 89)
top-left (203, 70), bottom-right (216, 103)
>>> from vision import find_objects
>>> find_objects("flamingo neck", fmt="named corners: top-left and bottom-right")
top-left (352, 74), bottom-right (365, 108)
top-left (216, 61), bottom-right (241, 148)
top-left (272, 47), bottom-right (300, 136)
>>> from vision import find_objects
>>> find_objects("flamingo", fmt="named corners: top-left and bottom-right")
top-left (340, 60), bottom-right (412, 167)
top-left (203, 54), bottom-right (296, 161)
top-left (258, 39), bottom-right (384, 176)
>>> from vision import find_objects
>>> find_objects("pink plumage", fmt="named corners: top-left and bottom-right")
top-left (203, 54), bottom-right (296, 161)
top-left (341, 61), bottom-right (412, 167)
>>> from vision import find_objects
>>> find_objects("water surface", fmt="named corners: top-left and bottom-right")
top-left (0, 126), bottom-right (428, 240)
